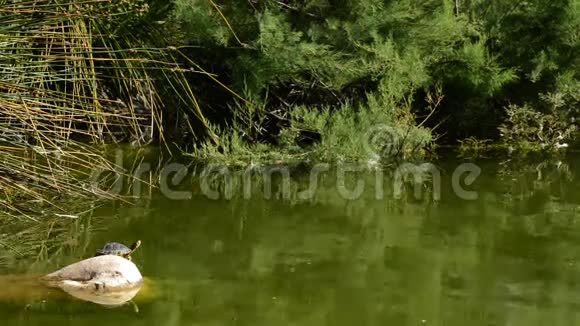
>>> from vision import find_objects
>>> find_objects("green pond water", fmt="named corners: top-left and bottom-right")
top-left (2, 153), bottom-right (580, 325)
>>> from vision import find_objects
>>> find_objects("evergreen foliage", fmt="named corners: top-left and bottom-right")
top-left (173, 0), bottom-right (578, 162)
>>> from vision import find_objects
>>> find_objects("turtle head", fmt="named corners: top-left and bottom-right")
top-left (130, 240), bottom-right (141, 252)
top-left (126, 240), bottom-right (142, 258)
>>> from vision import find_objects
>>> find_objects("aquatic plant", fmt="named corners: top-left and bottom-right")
top-left (0, 0), bottom-right (212, 143)
top-left (0, 0), bottom-right (216, 218)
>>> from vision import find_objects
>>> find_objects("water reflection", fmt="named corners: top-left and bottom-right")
top-left (1, 154), bottom-right (580, 325)
top-left (57, 282), bottom-right (141, 307)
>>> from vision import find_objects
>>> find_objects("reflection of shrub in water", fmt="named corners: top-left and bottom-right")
top-left (189, 163), bottom-right (439, 205)
top-left (497, 157), bottom-right (572, 207)
top-left (0, 212), bottom-right (102, 271)
top-left (0, 144), bottom-right (116, 218)
top-left (0, 148), bottom-right (157, 268)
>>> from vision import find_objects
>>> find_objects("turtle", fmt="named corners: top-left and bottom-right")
top-left (95, 240), bottom-right (141, 261)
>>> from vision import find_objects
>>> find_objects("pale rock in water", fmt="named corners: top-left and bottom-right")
top-left (44, 255), bottom-right (143, 293)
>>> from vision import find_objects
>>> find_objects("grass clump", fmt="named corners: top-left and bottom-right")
top-left (0, 0), bottom-right (213, 218)
top-left (188, 90), bottom-right (435, 166)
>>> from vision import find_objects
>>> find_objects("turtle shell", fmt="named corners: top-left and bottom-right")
top-left (96, 242), bottom-right (132, 256)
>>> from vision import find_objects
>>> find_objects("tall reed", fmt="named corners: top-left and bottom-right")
top-left (0, 0), bottom-right (209, 218)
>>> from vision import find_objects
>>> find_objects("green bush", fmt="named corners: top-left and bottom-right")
top-left (172, 0), bottom-right (578, 156)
